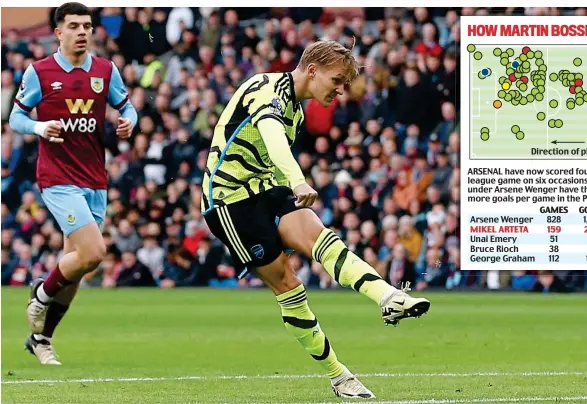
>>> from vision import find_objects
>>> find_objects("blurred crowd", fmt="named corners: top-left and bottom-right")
top-left (2, 7), bottom-right (586, 292)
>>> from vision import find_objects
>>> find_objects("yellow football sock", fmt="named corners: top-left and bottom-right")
top-left (312, 228), bottom-right (396, 305)
top-left (276, 284), bottom-right (345, 378)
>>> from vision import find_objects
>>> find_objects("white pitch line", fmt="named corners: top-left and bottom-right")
top-left (472, 88), bottom-right (482, 117)
top-left (2, 371), bottom-right (585, 385)
top-left (287, 396), bottom-right (587, 404)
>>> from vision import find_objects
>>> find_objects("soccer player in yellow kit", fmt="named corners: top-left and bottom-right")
top-left (201, 40), bottom-right (430, 399)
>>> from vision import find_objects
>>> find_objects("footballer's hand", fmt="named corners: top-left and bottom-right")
top-left (45, 121), bottom-right (64, 143)
top-left (293, 183), bottom-right (318, 207)
top-left (116, 117), bottom-right (133, 139)
top-left (35, 121), bottom-right (63, 143)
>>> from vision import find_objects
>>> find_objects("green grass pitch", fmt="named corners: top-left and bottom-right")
top-left (2, 288), bottom-right (587, 403)
top-left (469, 45), bottom-right (587, 159)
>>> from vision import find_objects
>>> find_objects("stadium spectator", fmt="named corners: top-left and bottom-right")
top-left (531, 271), bottom-right (571, 294)
top-left (116, 251), bottom-right (157, 287)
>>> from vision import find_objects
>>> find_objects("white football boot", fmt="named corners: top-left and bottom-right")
top-left (26, 278), bottom-right (49, 334)
top-left (25, 335), bottom-right (62, 365)
top-left (331, 367), bottom-right (375, 399)
top-left (381, 282), bottom-right (430, 326)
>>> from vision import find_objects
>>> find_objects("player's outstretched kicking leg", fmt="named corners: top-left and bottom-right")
top-left (278, 209), bottom-right (431, 327)
top-left (255, 254), bottom-right (375, 399)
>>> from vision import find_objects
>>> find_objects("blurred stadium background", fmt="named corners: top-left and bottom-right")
top-left (2, 6), bottom-right (586, 294)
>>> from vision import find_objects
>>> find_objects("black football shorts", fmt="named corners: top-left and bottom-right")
top-left (204, 186), bottom-right (304, 278)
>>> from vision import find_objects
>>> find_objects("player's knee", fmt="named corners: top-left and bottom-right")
top-left (83, 244), bottom-right (106, 270)
top-left (279, 260), bottom-right (301, 292)
top-left (279, 275), bottom-right (300, 292)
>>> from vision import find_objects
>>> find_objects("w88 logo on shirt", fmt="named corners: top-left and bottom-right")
top-left (61, 98), bottom-right (97, 133)
top-left (60, 117), bottom-right (97, 133)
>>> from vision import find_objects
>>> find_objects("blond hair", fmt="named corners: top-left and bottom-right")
top-left (298, 39), bottom-right (361, 83)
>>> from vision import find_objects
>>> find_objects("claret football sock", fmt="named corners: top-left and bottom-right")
top-left (42, 302), bottom-right (70, 338)
top-left (312, 228), bottom-right (397, 306)
top-left (38, 264), bottom-right (74, 302)
top-left (276, 284), bottom-right (345, 378)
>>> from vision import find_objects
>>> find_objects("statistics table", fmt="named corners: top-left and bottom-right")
top-left (467, 212), bottom-right (587, 267)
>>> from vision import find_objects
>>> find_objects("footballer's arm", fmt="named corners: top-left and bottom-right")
top-left (257, 117), bottom-right (317, 207)
top-left (9, 65), bottom-right (63, 142)
top-left (107, 62), bottom-right (138, 137)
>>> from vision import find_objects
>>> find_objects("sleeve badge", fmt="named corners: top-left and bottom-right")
top-left (269, 97), bottom-right (284, 116)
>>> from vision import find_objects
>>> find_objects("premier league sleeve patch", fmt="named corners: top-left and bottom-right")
top-left (269, 97), bottom-right (284, 116)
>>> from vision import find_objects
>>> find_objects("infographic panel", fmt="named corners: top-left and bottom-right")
top-left (461, 16), bottom-right (587, 271)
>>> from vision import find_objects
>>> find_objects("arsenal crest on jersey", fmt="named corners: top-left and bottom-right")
top-left (90, 77), bottom-right (104, 93)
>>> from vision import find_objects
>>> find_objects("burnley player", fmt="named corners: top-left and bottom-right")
top-left (9, 2), bottom-right (137, 365)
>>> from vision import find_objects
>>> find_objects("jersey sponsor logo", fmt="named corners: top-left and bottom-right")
top-left (66, 98), bottom-right (94, 114)
top-left (51, 81), bottom-right (62, 90)
top-left (269, 97), bottom-right (284, 116)
top-left (60, 117), bottom-right (97, 133)
top-left (63, 98), bottom-right (97, 132)
top-left (251, 244), bottom-right (264, 260)
top-left (91, 77), bottom-right (104, 93)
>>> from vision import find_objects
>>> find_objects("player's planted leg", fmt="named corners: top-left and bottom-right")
top-left (256, 253), bottom-right (374, 399)
top-left (278, 209), bottom-right (430, 326)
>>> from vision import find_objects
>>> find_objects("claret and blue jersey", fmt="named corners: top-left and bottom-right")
top-left (9, 48), bottom-right (137, 235)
